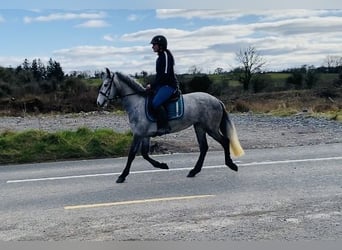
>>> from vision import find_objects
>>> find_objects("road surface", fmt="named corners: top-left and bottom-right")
top-left (0, 143), bottom-right (341, 240)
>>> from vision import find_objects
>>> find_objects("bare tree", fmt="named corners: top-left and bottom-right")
top-left (235, 46), bottom-right (266, 91)
top-left (188, 65), bottom-right (202, 75)
top-left (324, 55), bottom-right (342, 70)
top-left (214, 67), bottom-right (224, 74)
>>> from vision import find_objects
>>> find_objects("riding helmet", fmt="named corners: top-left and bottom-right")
top-left (150, 35), bottom-right (167, 49)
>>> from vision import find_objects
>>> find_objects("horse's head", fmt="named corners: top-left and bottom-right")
top-left (97, 68), bottom-right (117, 107)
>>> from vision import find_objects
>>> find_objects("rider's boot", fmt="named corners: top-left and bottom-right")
top-left (155, 106), bottom-right (170, 136)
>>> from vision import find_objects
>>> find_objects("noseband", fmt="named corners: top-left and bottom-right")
top-left (99, 75), bottom-right (116, 101)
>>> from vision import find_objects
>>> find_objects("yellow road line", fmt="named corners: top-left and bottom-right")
top-left (64, 194), bottom-right (215, 210)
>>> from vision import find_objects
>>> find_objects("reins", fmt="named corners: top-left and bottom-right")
top-left (106, 74), bottom-right (146, 101)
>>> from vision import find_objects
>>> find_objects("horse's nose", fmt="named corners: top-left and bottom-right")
top-left (97, 100), bottom-right (102, 107)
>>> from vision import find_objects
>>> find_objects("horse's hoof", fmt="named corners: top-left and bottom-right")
top-left (158, 163), bottom-right (169, 169)
top-left (227, 163), bottom-right (238, 172)
top-left (116, 176), bottom-right (126, 183)
top-left (187, 170), bottom-right (197, 178)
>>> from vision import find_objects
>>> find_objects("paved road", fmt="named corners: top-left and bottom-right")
top-left (0, 143), bottom-right (341, 240)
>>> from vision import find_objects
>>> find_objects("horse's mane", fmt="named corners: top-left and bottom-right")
top-left (115, 72), bottom-right (146, 94)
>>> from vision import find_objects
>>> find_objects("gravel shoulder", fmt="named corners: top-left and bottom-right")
top-left (1, 111), bottom-right (341, 154)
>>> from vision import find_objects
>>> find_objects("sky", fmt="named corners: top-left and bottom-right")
top-left (1, 5), bottom-right (342, 75)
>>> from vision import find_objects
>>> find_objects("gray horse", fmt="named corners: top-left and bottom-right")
top-left (97, 68), bottom-right (244, 183)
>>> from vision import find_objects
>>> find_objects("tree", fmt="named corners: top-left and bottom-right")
top-left (46, 58), bottom-right (64, 82)
top-left (214, 67), bottom-right (224, 74)
top-left (37, 59), bottom-right (46, 80)
top-left (235, 46), bottom-right (266, 91)
top-left (286, 67), bottom-right (305, 90)
top-left (188, 65), bottom-right (202, 75)
top-left (22, 58), bottom-right (30, 71)
top-left (305, 65), bottom-right (319, 89)
top-left (31, 59), bottom-right (41, 81)
top-left (324, 55), bottom-right (342, 72)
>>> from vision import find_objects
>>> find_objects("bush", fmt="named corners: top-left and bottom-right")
top-left (61, 78), bottom-right (87, 97)
top-left (251, 74), bottom-right (272, 93)
top-left (233, 100), bottom-right (250, 112)
top-left (286, 71), bottom-right (303, 90)
top-left (333, 71), bottom-right (342, 87)
top-left (186, 75), bottom-right (212, 93)
top-left (0, 81), bottom-right (11, 98)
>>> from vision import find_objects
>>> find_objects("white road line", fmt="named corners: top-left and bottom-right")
top-left (6, 156), bottom-right (342, 184)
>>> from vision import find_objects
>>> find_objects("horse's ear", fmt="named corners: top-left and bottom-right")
top-left (105, 68), bottom-right (111, 77)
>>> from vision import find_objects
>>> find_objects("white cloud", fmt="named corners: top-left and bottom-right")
top-left (256, 9), bottom-right (342, 21)
top-left (52, 45), bottom-right (152, 73)
top-left (156, 9), bottom-right (244, 20)
top-left (23, 11), bottom-right (106, 23)
top-left (0, 15), bottom-right (5, 23)
top-left (54, 9), bottom-right (342, 73)
top-left (127, 14), bottom-right (138, 21)
top-left (156, 9), bottom-right (342, 23)
top-left (253, 16), bottom-right (342, 36)
top-left (103, 34), bottom-right (117, 42)
top-left (75, 19), bottom-right (110, 28)
top-left (154, 11), bottom-right (342, 71)
top-left (121, 28), bottom-right (190, 43)
top-left (7, 9), bottom-right (342, 74)
top-left (0, 56), bottom-right (24, 68)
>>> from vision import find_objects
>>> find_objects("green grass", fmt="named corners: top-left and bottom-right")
top-left (0, 127), bottom-right (132, 165)
top-left (84, 78), bottom-right (102, 86)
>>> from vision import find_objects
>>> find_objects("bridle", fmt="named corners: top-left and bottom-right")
top-left (99, 73), bottom-right (145, 101)
top-left (98, 75), bottom-right (116, 101)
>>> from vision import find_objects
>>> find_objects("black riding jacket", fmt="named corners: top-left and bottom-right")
top-left (152, 49), bottom-right (179, 90)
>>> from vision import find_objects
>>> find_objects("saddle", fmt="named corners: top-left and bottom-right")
top-left (145, 90), bottom-right (184, 122)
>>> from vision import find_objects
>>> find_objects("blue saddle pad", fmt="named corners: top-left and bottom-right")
top-left (145, 95), bottom-right (184, 122)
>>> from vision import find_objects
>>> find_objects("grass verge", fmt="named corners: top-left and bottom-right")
top-left (0, 127), bottom-right (132, 165)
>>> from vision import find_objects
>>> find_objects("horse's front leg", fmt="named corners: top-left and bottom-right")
top-left (116, 135), bottom-right (142, 183)
top-left (141, 137), bottom-right (169, 170)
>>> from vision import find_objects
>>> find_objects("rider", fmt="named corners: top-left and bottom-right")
top-left (146, 35), bottom-right (179, 136)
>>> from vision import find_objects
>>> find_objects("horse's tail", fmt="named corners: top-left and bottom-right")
top-left (220, 102), bottom-right (245, 157)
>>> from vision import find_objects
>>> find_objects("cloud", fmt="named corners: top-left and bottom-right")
top-left (156, 9), bottom-right (244, 20)
top-left (256, 9), bottom-right (342, 21)
top-left (146, 11), bottom-right (342, 71)
top-left (0, 15), bottom-right (5, 23)
top-left (103, 34), bottom-right (117, 42)
top-left (156, 9), bottom-right (342, 22)
top-left (255, 16), bottom-right (342, 36)
top-left (7, 9), bottom-right (342, 74)
top-left (121, 28), bottom-right (190, 42)
top-left (23, 11), bottom-right (106, 23)
top-left (75, 19), bottom-right (110, 28)
top-left (127, 14), bottom-right (138, 21)
top-left (53, 45), bottom-right (152, 73)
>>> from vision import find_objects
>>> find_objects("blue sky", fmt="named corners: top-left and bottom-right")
top-left (1, 8), bottom-right (342, 74)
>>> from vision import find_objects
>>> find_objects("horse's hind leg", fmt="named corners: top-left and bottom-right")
top-left (141, 137), bottom-right (168, 170)
top-left (187, 125), bottom-right (208, 178)
top-left (207, 131), bottom-right (238, 172)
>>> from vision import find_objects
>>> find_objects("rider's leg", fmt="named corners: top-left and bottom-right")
top-left (152, 85), bottom-right (175, 135)
top-left (154, 105), bottom-right (170, 135)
